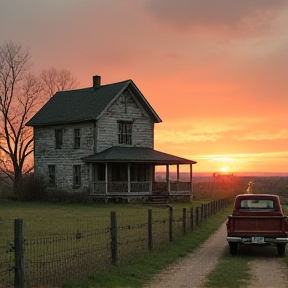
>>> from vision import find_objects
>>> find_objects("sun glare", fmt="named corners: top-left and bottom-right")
top-left (220, 166), bottom-right (229, 173)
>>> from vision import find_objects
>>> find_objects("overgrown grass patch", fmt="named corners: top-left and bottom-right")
top-left (0, 199), bottom-right (232, 287)
top-left (204, 249), bottom-right (251, 288)
top-left (61, 207), bottom-right (232, 288)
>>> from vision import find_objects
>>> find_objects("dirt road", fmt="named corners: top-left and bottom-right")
top-left (142, 222), bottom-right (288, 288)
top-left (241, 245), bottom-right (288, 288)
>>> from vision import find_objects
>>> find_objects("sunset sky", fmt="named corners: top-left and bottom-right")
top-left (1, 0), bottom-right (288, 175)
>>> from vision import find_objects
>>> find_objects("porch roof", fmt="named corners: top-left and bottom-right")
top-left (82, 146), bottom-right (197, 165)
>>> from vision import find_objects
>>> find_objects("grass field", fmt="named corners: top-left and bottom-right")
top-left (62, 207), bottom-right (232, 288)
top-left (1, 198), bottom-right (222, 287)
top-left (1, 179), bottom-right (287, 288)
top-left (0, 199), bottom-right (209, 239)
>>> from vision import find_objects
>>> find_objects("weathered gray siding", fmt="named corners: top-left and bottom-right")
top-left (97, 90), bottom-right (154, 152)
top-left (34, 122), bottom-right (95, 191)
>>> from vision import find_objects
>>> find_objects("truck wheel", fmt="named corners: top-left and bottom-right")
top-left (229, 243), bottom-right (238, 255)
top-left (277, 244), bottom-right (286, 256)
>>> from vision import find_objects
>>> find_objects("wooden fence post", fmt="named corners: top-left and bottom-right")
top-left (169, 206), bottom-right (173, 242)
top-left (201, 204), bottom-right (204, 223)
top-left (14, 219), bottom-right (24, 288)
top-left (209, 202), bottom-right (212, 217)
top-left (110, 211), bottom-right (118, 265)
top-left (148, 209), bottom-right (153, 251)
top-left (182, 208), bottom-right (186, 236)
top-left (190, 207), bottom-right (194, 231)
top-left (204, 204), bottom-right (207, 221)
top-left (196, 207), bottom-right (199, 226)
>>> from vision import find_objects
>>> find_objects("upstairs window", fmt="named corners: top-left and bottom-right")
top-left (74, 129), bottom-right (80, 149)
top-left (118, 122), bottom-right (132, 145)
top-left (48, 165), bottom-right (56, 186)
top-left (55, 129), bottom-right (63, 149)
top-left (73, 165), bottom-right (81, 186)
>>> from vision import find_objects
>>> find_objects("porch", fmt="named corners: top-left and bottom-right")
top-left (82, 146), bottom-right (197, 201)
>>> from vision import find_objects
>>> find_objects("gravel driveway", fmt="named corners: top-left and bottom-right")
top-left (142, 222), bottom-right (288, 288)
top-left (242, 245), bottom-right (288, 288)
top-left (142, 222), bottom-right (227, 288)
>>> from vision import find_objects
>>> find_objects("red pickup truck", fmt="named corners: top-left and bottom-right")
top-left (226, 194), bottom-right (288, 256)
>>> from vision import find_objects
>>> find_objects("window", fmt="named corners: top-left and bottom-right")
top-left (73, 165), bottom-right (81, 186)
top-left (118, 122), bottom-right (132, 145)
top-left (48, 165), bottom-right (56, 186)
top-left (111, 163), bottom-right (128, 181)
top-left (74, 129), bottom-right (80, 149)
top-left (240, 199), bottom-right (274, 210)
top-left (55, 129), bottom-right (63, 149)
top-left (97, 163), bottom-right (105, 181)
top-left (131, 163), bottom-right (147, 181)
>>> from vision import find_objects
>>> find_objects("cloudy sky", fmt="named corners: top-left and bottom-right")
top-left (1, 0), bottom-right (288, 174)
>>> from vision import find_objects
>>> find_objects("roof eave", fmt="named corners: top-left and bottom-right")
top-left (129, 81), bottom-right (162, 123)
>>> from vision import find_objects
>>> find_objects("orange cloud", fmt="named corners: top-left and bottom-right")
top-left (145, 0), bottom-right (288, 38)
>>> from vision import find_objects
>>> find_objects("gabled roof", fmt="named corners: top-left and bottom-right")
top-left (82, 146), bottom-right (197, 165)
top-left (26, 79), bottom-right (162, 127)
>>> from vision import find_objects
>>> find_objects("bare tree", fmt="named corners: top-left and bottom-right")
top-left (0, 42), bottom-right (42, 188)
top-left (40, 67), bottom-right (79, 98)
top-left (0, 42), bottom-right (80, 189)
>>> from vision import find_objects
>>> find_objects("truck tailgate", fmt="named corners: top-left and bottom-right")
top-left (229, 216), bottom-right (285, 236)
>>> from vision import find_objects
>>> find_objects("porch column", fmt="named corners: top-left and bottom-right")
top-left (150, 164), bottom-right (154, 194)
top-left (89, 163), bottom-right (93, 192)
top-left (176, 164), bottom-right (180, 193)
top-left (105, 162), bottom-right (108, 194)
top-left (166, 164), bottom-right (170, 193)
top-left (190, 164), bottom-right (193, 195)
top-left (127, 163), bottom-right (131, 193)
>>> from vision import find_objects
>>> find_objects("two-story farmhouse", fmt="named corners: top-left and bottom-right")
top-left (26, 75), bottom-right (197, 202)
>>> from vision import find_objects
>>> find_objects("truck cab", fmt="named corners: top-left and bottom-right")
top-left (226, 194), bottom-right (288, 256)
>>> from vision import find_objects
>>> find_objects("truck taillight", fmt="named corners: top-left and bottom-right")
top-left (226, 220), bottom-right (230, 231)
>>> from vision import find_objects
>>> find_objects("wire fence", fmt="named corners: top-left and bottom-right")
top-left (0, 198), bottom-right (230, 288)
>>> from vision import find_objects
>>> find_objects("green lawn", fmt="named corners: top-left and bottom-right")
top-left (0, 198), bottom-right (230, 288)
top-left (62, 207), bottom-right (232, 288)
top-left (0, 199), bottom-right (210, 238)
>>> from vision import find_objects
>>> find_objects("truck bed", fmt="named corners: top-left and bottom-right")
top-left (228, 215), bottom-right (286, 237)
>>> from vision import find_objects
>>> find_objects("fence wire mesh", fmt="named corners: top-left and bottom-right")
top-left (151, 209), bottom-right (170, 248)
top-left (0, 219), bottom-right (14, 287)
top-left (0, 199), bottom-right (230, 287)
top-left (24, 227), bottom-right (111, 286)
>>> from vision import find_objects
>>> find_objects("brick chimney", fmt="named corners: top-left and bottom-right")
top-left (93, 75), bottom-right (101, 88)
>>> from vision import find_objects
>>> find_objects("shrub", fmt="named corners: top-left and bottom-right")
top-left (14, 173), bottom-right (47, 201)
top-left (45, 188), bottom-right (69, 203)
top-left (0, 174), bottom-right (13, 200)
top-left (0, 185), bottom-right (12, 200)
top-left (45, 188), bottom-right (92, 204)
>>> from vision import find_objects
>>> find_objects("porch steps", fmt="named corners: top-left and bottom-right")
top-left (147, 192), bottom-right (170, 207)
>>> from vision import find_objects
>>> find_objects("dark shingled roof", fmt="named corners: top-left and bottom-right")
top-left (82, 146), bottom-right (197, 165)
top-left (26, 79), bottom-right (161, 126)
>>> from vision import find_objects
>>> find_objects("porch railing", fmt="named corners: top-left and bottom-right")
top-left (131, 181), bottom-right (150, 192)
top-left (92, 181), bottom-right (151, 194)
top-left (91, 181), bottom-right (191, 195)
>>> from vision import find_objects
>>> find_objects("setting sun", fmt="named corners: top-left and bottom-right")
top-left (220, 166), bottom-right (230, 173)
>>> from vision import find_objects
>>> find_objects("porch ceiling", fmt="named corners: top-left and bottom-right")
top-left (81, 146), bottom-right (197, 165)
